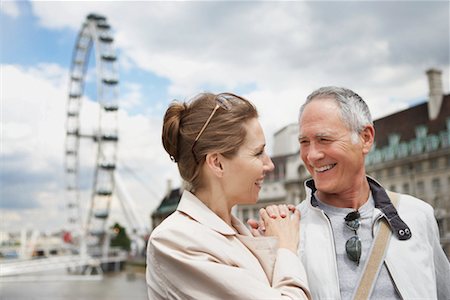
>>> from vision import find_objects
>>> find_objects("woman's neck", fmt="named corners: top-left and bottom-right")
top-left (194, 188), bottom-right (233, 226)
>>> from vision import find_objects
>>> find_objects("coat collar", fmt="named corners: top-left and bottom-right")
top-left (304, 176), bottom-right (412, 240)
top-left (176, 190), bottom-right (238, 236)
top-left (177, 191), bottom-right (281, 282)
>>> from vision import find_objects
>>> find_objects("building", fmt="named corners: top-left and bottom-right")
top-left (365, 69), bottom-right (450, 255)
top-left (235, 69), bottom-right (450, 256)
top-left (151, 180), bottom-right (182, 230)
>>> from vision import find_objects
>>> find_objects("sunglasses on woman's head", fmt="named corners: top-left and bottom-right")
top-left (191, 93), bottom-right (245, 164)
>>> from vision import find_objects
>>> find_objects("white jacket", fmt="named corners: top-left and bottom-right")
top-left (297, 177), bottom-right (450, 300)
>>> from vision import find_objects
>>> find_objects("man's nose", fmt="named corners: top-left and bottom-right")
top-left (307, 143), bottom-right (324, 162)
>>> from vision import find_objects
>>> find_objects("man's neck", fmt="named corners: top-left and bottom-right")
top-left (316, 178), bottom-right (370, 210)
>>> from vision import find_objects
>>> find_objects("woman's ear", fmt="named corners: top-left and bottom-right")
top-left (361, 125), bottom-right (375, 154)
top-left (205, 153), bottom-right (224, 177)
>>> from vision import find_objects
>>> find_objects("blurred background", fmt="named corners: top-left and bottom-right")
top-left (1, 1), bottom-right (449, 299)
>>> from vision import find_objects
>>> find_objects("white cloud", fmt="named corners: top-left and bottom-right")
top-left (29, 1), bottom-right (448, 104)
top-left (0, 0), bottom-right (20, 18)
top-left (1, 64), bottom-right (175, 232)
top-left (2, 1), bottom-right (449, 232)
top-left (120, 82), bottom-right (143, 110)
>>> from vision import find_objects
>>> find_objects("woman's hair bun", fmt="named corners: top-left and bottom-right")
top-left (162, 101), bottom-right (187, 162)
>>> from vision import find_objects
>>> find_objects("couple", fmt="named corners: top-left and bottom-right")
top-left (146, 87), bottom-right (450, 299)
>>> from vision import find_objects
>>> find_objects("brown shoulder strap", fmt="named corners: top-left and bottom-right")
top-left (353, 191), bottom-right (399, 299)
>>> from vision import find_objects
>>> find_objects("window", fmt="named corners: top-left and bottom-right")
top-left (401, 164), bottom-right (410, 175)
top-left (432, 178), bottom-right (441, 193)
top-left (389, 185), bottom-right (396, 192)
top-left (430, 158), bottom-right (438, 170)
top-left (414, 162), bottom-right (423, 173)
top-left (416, 181), bottom-right (425, 196)
top-left (375, 170), bottom-right (383, 179)
top-left (402, 182), bottom-right (410, 194)
top-left (387, 168), bottom-right (395, 177)
top-left (415, 125), bottom-right (428, 138)
top-left (278, 164), bottom-right (285, 180)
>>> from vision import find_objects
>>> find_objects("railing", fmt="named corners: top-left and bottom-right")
top-left (0, 252), bottom-right (127, 279)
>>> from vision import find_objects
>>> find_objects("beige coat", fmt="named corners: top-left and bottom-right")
top-left (146, 191), bottom-right (310, 300)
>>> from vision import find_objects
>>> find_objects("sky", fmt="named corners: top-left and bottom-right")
top-left (1, 0), bottom-right (449, 234)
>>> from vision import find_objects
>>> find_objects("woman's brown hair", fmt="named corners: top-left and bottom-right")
top-left (162, 92), bottom-right (258, 191)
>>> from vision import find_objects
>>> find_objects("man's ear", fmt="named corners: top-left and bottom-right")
top-left (361, 125), bottom-right (375, 154)
top-left (204, 153), bottom-right (224, 177)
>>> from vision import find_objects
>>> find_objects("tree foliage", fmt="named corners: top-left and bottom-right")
top-left (110, 222), bottom-right (131, 251)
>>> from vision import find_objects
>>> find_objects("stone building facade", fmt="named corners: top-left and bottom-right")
top-left (365, 69), bottom-right (450, 255)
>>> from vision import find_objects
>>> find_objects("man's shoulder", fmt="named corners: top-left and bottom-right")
top-left (296, 199), bottom-right (313, 217)
top-left (394, 192), bottom-right (433, 211)
top-left (390, 192), bottom-right (435, 223)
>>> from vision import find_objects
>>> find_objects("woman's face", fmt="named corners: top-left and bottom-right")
top-left (221, 118), bottom-right (274, 206)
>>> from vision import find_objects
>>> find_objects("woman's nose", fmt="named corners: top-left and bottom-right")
top-left (264, 155), bottom-right (275, 172)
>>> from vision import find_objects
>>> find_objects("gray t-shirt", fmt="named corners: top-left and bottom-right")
top-left (316, 192), bottom-right (400, 299)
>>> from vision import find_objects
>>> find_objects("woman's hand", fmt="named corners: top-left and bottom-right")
top-left (260, 204), bottom-right (300, 254)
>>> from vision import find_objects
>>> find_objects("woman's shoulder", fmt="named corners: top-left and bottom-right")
top-left (151, 211), bottom-right (197, 238)
top-left (150, 211), bottom-right (232, 248)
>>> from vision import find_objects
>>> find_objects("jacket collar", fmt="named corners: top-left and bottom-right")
top-left (176, 190), bottom-right (238, 236)
top-left (305, 176), bottom-right (412, 240)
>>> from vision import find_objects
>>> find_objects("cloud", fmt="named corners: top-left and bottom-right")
top-left (1, 64), bottom-right (176, 232)
top-left (2, 1), bottom-right (449, 233)
top-left (29, 1), bottom-right (448, 106)
top-left (0, 1), bottom-right (20, 18)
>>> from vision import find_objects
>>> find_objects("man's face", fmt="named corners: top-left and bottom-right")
top-left (298, 97), bottom-right (369, 196)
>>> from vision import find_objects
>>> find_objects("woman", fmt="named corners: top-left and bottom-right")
top-left (146, 92), bottom-right (310, 299)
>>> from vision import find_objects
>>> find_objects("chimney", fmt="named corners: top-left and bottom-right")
top-left (426, 68), bottom-right (443, 120)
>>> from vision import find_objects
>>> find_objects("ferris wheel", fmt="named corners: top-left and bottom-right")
top-left (64, 13), bottom-right (119, 255)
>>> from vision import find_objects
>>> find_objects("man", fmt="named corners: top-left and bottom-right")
top-left (296, 86), bottom-right (450, 299)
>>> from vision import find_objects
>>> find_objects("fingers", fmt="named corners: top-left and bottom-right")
top-left (291, 208), bottom-right (301, 226)
top-left (278, 205), bottom-right (289, 218)
top-left (259, 214), bottom-right (265, 232)
top-left (246, 218), bottom-right (259, 229)
top-left (265, 204), bottom-right (290, 219)
top-left (258, 205), bottom-right (300, 238)
top-left (259, 208), bottom-right (271, 223)
top-left (250, 227), bottom-right (262, 237)
top-left (247, 218), bottom-right (265, 236)
top-left (287, 204), bottom-right (296, 212)
top-left (265, 205), bottom-right (278, 219)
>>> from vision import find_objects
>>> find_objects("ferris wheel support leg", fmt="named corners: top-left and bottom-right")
top-left (114, 172), bottom-right (147, 235)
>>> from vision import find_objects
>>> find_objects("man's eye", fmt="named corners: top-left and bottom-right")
top-left (319, 138), bottom-right (332, 143)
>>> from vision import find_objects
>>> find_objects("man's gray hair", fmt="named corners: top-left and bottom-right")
top-left (299, 86), bottom-right (373, 137)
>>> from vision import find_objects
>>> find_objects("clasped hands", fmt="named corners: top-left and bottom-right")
top-left (247, 204), bottom-right (300, 254)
